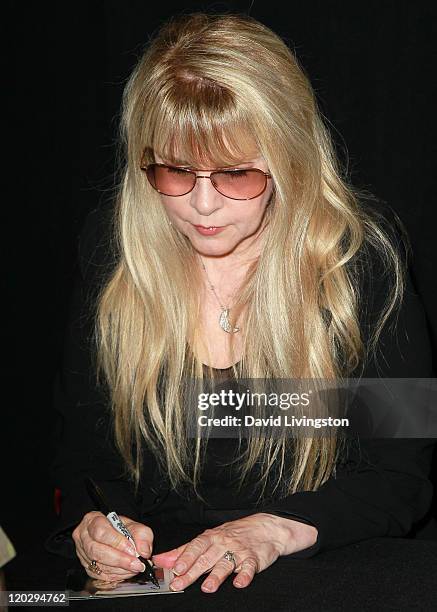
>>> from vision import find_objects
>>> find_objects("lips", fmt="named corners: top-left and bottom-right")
top-left (195, 225), bottom-right (222, 229)
top-left (192, 224), bottom-right (226, 236)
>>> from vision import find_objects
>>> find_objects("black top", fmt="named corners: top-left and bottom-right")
top-left (45, 200), bottom-right (435, 560)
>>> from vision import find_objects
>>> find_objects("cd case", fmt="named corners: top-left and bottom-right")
top-left (66, 566), bottom-right (183, 599)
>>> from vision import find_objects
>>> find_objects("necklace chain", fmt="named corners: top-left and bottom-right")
top-left (199, 257), bottom-right (240, 333)
top-left (200, 258), bottom-right (229, 309)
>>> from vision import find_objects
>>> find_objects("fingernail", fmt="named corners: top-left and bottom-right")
top-left (170, 579), bottom-right (182, 591)
top-left (140, 549), bottom-right (151, 558)
top-left (202, 581), bottom-right (214, 592)
top-left (130, 560), bottom-right (145, 572)
top-left (174, 562), bottom-right (186, 574)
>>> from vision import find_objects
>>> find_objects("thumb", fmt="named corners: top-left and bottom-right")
top-left (152, 544), bottom-right (187, 569)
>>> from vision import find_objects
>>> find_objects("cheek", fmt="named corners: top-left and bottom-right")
top-left (237, 201), bottom-right (269, 227)
top-left (160, 198), bottom-right (187, 219)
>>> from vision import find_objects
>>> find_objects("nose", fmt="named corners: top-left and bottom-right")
top-left (189, 173), bottom-right (223, 217)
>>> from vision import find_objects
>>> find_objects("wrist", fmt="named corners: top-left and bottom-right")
top-left (261, 513), bottom-right (318, 556)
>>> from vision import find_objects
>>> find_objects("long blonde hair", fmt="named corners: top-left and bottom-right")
top-left (94, 13), bottom-right (404, 502)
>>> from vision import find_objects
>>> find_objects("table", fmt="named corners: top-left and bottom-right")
top-left (4, 537), bottom-right (437, 611)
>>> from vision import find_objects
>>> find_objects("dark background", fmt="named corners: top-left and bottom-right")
top-left (5, 1), bottom-right (436, 555)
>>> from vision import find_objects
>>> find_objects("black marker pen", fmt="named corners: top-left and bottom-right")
top-left (85, 477), bottom-right (160, 588)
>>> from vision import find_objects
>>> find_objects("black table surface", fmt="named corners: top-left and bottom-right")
top-left (5, 535), bottom-right (437, 612)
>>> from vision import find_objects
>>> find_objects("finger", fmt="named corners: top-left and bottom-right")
top-left (233, 556), bottom-right (259, 589)
top-left (76, 513), bottom-right (154, 561)
top-left (169, 535), bottom-right (211, 577)
top-left (170, 547), bottom-right (218, 591)
top-left (77, 549), bottom-right (136, 583)
top-left (87, 562), bottom-right (136, 578)
top-left (76, 550), bottom-right (116, 582)
top-left (200, 551), bottom-right (241, 593)
top-left (119, 517), bottom-right (154, 558)
top-left (152, 544), bottom-right (188, 570)
top-left (169, 544), bottom-right (224, 592)
top-left (86, 515), bottom-right (139, 555)
top-left (76, 542), bottom-right (131, 576)
top-left (81, 532), bottom-right (146, 574)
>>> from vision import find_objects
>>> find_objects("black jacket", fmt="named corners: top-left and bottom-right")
top-left (45, 201), bottom-right (435, 559)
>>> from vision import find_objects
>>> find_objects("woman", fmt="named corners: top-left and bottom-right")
top-left (46, 13), bottom-right (434, 594)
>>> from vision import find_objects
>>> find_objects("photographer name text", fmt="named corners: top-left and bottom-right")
top-left (198, 415), bottom-right (349, 428)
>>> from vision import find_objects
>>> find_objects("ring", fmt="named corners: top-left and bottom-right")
top-left (87, 560), bottom-right (102, 575)
top-left (223, 550), bottom-right (237, 572)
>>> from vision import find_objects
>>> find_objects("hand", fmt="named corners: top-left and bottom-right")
top-left (72, 512), bottom-right (154, 582)
top-left (152, 513), bottom-right (317, 593)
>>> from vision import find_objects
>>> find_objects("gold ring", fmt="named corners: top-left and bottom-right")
top-left (87, 559), bottom-right (102, 575)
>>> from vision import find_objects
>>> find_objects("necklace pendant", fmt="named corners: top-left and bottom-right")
top-left (219, 308), bottom-right (240, 334)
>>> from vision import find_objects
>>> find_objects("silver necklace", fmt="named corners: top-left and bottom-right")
top-left (199, 257), bottom-right (240, 334)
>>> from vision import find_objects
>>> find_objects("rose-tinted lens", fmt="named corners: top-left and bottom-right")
top-left (147, 165), bottom-right (195, 196)
top-left (212, 169), bottom-right (266, 199)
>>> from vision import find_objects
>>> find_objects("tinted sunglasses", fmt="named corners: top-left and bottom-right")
top-left (141, 162), bottom-right (272, 200)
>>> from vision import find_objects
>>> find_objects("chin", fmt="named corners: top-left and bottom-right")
top-left (196, 246), bottom-right (235, 257)
top-left (191, 239), bottom-right (236, 257)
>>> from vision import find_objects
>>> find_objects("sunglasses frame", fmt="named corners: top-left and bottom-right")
top-left (140, 162), bottom-right (272, 200)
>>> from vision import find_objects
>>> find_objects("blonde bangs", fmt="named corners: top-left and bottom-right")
top-left (142, 75), bottom-right (260, 168)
